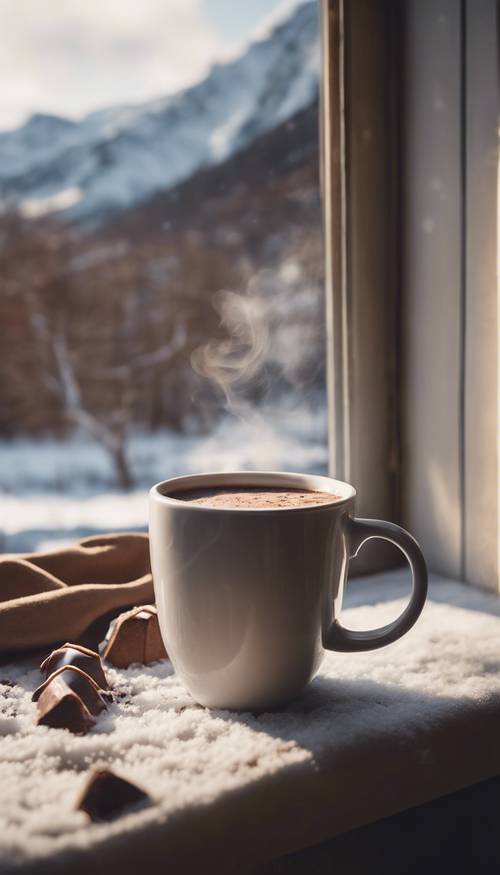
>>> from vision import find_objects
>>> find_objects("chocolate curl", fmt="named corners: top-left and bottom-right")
top-left (76, 768), bottom-right (150, 822)
top-left (103, 605), bottom-right (167, 668)
top-left (40, 643), bottom-right (108, 689)
top-left (32, 665), bottom-right (111, 734)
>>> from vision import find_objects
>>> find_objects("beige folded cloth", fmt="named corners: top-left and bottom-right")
top-left (0, 533), bottom-right (153, 655)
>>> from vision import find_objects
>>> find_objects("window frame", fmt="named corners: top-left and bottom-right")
top-left (321, 0), bottom-right (401, 572)
top-left (321, 0), bottom-right (500, 590)
top-left (401, 0), bottom-right (499, 592)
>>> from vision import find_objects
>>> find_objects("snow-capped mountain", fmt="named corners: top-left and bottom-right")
top-left (0, 2), bottom-right (319, 225)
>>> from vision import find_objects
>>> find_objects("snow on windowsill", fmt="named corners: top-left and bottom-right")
top-left (1, 570), bottom-right (500, 874)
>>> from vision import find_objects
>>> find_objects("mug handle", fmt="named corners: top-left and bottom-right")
top-left (326, 517), bottom-right (428, 653)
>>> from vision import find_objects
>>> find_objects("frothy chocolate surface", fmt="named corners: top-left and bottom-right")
top-left (170, 486), bottom-right (340, 509)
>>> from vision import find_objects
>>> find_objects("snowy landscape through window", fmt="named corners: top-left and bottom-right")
top-left (0, 0), bottom-right (327, 553)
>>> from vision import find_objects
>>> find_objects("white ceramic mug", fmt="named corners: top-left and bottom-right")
top-left (149, 471), bottom-right (427, 711)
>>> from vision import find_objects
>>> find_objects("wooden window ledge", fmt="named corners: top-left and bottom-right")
top-left (2, 570), bottom-right (500, 874)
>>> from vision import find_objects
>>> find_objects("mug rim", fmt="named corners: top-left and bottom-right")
top-left (149, 470), bottom-right (356, 512)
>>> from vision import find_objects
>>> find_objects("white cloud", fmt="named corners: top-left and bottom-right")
top-left (0, 0), bottom-right (223, 130)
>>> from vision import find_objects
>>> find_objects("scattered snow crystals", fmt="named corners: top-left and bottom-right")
top-left (1, 573), bottom-right (500, 867)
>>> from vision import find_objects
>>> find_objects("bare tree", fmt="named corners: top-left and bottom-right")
top-left (0, 211), bottom-right (187, 488)
top-left (26, 292), bottom-right (185, 489)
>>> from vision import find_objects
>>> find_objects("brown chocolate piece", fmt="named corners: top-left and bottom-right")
top-left (103, 605), bottom-right (167, 668)
top-left (40, 643), bottom-right (108, 689)
top-left (36, 685), bottom-right (94, 734)
top-left (76, 768), bottom-right (150, 822)
top-left (33, 666), bottom-right (111, 733)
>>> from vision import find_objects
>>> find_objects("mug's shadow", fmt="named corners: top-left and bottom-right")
top-left (207, 672), bottom-right (471, 761)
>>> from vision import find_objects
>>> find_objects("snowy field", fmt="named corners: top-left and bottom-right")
top-left (0, 401), bottom-right (328, 553)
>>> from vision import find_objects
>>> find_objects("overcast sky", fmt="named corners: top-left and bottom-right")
top-left (0, 0), bottom-right (309, 132)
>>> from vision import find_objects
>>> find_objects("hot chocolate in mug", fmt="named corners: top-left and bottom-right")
top-left (149, 472), bottom-right (427, 710)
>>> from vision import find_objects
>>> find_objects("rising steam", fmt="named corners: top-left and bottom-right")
top-left (191, 288), bottom-right (269, 416)
top-left (191, 260), bottom-right (325, 431)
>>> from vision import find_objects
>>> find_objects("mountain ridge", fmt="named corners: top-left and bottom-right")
top-left (0, 2), bottom-right (319, 225)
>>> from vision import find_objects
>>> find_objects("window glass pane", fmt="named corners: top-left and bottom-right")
top-left (0, 0), bottom-right (326, 552)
